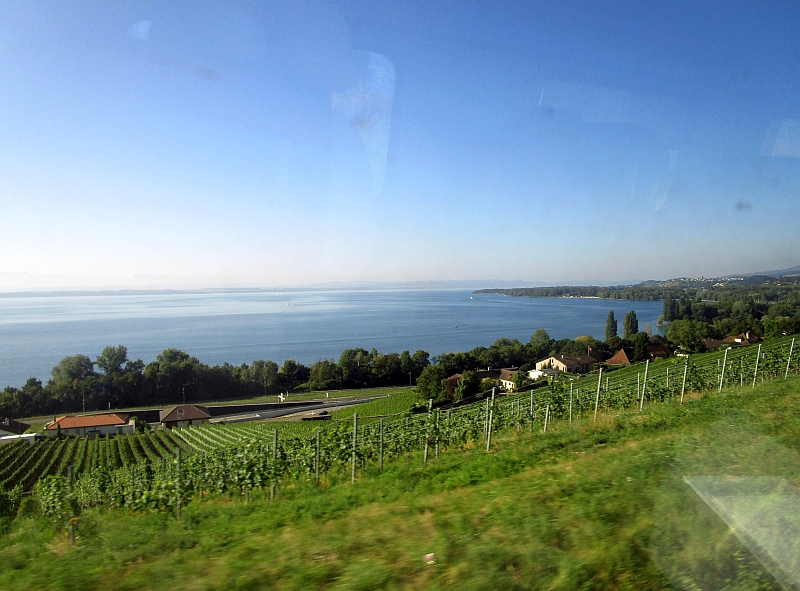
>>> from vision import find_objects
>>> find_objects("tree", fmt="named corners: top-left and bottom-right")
top-left (96, 345), bottom-right (128, 375)
top-left (279, 359), bottom-right (310, 390)
top-left (414, 365), bottom-right (447, 404)
top-left (308, 359), bottom-right (339, 391)
top-left (666, 319), bottom-right (708, 353)
top-left (632, 332), bottom-right (650, 362)
top-left (51, 354), bottom-right (97, 410)
top-left (95, 345), bottom-right (144, 409)
top-left (479, 377), bottom-right (497, 392)
top-left (527, 328), bottom-right (552, 363)
top-left (248, 360), bottom-right (280, 395)
top-left (662, 296), bottom-right (677, 323)
top-left (605, 311), bottom-right (618, 342)
top-left (144, 349), bottom-right (199, 404)
top-left (453, 370), bottom-right (480, 402)
top-left (623, 311), bottom-right (639, 339)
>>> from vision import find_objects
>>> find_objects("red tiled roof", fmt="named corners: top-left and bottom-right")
top-left (46, 413), bottom-right (130, 430)
top-left (607, 348), bottom-right (634, 366)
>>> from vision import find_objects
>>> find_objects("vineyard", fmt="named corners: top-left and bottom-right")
top-left (1, 334), bottom-right (796, 520)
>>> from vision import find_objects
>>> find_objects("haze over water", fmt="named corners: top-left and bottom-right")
top-left (0, 290), bottom-right (663, 388)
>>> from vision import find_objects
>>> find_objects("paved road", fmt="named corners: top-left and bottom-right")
top-left (209, 397), bottom-right (383, 424)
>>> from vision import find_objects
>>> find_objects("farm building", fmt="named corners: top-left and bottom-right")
top-left (0, 417), bottom-right (30, 437)
top-left (159, 404), bottom-right (211, 429)
top-left (499, 369), bottom-right (523, 391)
top-left (535, 354), bottom-right (597, 374)
top-left (45, 413), bottom-right (134, 437)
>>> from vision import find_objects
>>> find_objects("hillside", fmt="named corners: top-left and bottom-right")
top-left (1, 372), bottom-right (799, 589)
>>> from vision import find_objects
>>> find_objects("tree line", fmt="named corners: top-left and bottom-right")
top-left (476, 274), bottom-right (800, 305)
top-left (4, 288), bottom-right (798, 419)
top-left (0, 347), bottom-right (432, 420)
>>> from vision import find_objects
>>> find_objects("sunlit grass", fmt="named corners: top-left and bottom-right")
top-left (3, 378), bottom-right (799, 590)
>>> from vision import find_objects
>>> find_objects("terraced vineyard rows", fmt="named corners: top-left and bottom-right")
top-left (4, 336), bottom-right (798, 509)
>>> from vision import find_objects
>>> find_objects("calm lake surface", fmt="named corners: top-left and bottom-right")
top-left (0, 290), bottom-right (663, 388)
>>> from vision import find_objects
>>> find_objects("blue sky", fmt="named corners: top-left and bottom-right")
top-left (1, 1), bottom-right (799, 289)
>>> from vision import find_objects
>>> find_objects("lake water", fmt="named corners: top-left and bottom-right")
top-left (0, 290), bottom-right (663, 388)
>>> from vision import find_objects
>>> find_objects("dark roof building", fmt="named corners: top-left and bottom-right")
top-left (703, 338), bottom-right (727, 351)
top-left (535, 354), bottom-right (597, 374)
top-left (0, 417), bottom-right (31, 436)
top-left (724, 331), bottom-right (763, 346)
top-left (159, 404), bottom-right (212, 428)
top-left (647, 345), bottom-right (673, 359)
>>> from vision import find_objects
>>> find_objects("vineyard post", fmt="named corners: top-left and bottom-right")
top-left (176, 447), bottom-right (182, 521)
top-left (315, 429), bottom-right (321, 485)
top-left (529, 391), bottom-right (534, 434)
top-left (435, 409), bottom-right (440, 459)
top-left (680, 358), bottom-right (689, 403)
top-left (483, 398), bottom-right (490, 439)
top-left (486, 388), bottom-right (495, 452)
top-left (594, 368), bottom-right (602, 423)
top-left (640, 360), bottom-right (650, 411)
top-left (785, 338), bottom-right (795, 380)
top-left (66, 463), bottom-right (75, 545)
top-left (569, 383), bottom-right (573, 424)
top-left (379, 418), bottom-right (384, 471)
top-left (424, 399), bottom-right (432, 463)
top-left (270, 428), bottom-right (278, 503)
top-left (637, 373), bottom-right (640, 401)
top-left (351, 412), bottom-right (358, 484)
top-left (752, 344), bottom-right (762, 388)
top-left (719, 347), bottom-right (729, 393)
top-left (543, 404), bottom-right (549, 433)
top-left (605, 376), bottom-right (608, 391)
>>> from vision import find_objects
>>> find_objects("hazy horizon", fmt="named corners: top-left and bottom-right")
top-left (2, 2), bottom-right (799, 288)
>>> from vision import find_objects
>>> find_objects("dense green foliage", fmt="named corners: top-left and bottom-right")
top-left (478, 276), bottom-right (800, 348)
top-left (605, 310), bottom-right (618, 341)
top-left (2, 335), bottom-right (796, 506)
top-left (2, 349), bottom-right (800, 589)
top-left (623, 310), bottom-right (639, 338)
top-left (1, 345), bottom-right (431, 419)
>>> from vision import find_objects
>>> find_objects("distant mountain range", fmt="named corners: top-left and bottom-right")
top-left (740, 264), bottom-right (800, 277)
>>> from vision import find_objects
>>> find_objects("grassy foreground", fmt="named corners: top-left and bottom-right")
top-left (3, 378), bottom-right (800, 590)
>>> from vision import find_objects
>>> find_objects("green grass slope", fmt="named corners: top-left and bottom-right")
top-left (2, 378), bottom-right (800, 590)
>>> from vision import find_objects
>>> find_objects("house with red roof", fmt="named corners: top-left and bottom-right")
top-left (45, 413), bottom-right (134, 437)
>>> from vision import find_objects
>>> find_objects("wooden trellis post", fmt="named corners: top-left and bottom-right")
top-left (569, 383), bottom-right (573, 424)
top-left (315, 429), bottom-right (321, 485)
top-left (594, 368), bottom-right (603, 423)
top-left (785, 338), bottom-right (795, 380)
top-left (640, 360), bottom-right (650, 411)
top-left (270, 428), bottom-right (278, 502)
top-left (379, 418), bottom-right (384, 471)
top-left (351, 412), bottom-right (359, 484)
top-left (486, 388), bottom-right (495, 452)
top-left (543, 404), bottom-right (550, 433)
top-left (424, 399), bottom-right (432, 463)
top-left (719, 347), bottom-right (729, 393)
top-left (681, 357), bottom-right (689, 403)
top-left (529, 391), bottom-right (534, 434)
top-left (752, 343), bottom-right (762, 388)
